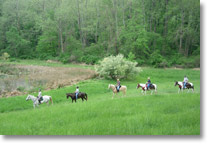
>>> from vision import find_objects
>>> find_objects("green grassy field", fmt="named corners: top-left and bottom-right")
top-left (0, 64), bottom-right (200, 135)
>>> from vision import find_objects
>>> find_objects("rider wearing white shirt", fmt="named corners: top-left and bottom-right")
top-left (75, 86), bottom-right (79, 99)
top-left (183, 76), bottom-right (188, 88)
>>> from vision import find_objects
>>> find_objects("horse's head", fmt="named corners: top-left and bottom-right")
top-left (108, 84), bottom-right (111, 89)
top-left (66, 93), bottom-right (69, 99)
top-left (66, 93), bottom-right (73, 99)
top-left (136, 83), bottom-right (140, 89)
top-left (174, 81), bottom-right (178, 86)
top-left (26, 95), bottom-right (31, 101)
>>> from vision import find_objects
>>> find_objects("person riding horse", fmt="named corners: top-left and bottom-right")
top-left (75, 86), bottom-right (79, 100)
top-left (146, 77), bottom-right (151, 90)
top-left (37, 89), bottom-right (43, 104)
top-left (116, 79), bottom-right (121, 92)
top-left (183, 76), bottom-right (189, 89)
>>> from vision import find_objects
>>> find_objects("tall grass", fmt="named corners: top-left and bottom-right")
top-left (0, 67), bottom-right (200, 135)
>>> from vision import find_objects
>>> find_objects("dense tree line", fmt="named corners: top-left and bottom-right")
top-left (0, 0), bottom-right (200, 67)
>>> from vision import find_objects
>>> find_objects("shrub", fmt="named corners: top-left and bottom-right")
top-left (1, 52), bottom-right (10, 60)
top-left (80, 55), bottom-right (99, 64)
top-left (95, 54), bottom-right (141, 79)
top-left (58, 53), bottom-right (71, 64)
top-left (149, 51), bottom-right (168, 68)
top-left (127, 52), bottom-right (136, 62)
top-left (17, 86), bottom-right (25, 92)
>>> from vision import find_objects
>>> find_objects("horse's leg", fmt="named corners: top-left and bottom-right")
top-left (151, 90), bottom-right (153, 95)
top-left (46, 101), bottom-right (49, 106)
top-left (33, 104), bottom-right (35, 109)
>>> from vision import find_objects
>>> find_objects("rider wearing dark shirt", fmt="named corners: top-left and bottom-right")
top-left (147, 77), bottom-right (151, 90)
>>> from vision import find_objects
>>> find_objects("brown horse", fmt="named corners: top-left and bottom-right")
top-left (66, 92), bottom-right (88, 103)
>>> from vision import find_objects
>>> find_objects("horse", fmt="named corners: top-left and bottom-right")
top-left (66, 92), bottom-right (88, 103)
top-left (26, 95), bottom-right (53, 108)
top-left (108, 84), bottom-right (127, 98)
top-left (174, 81), bottom-right (194, 93)
top-left (136, 83), bottom-right (157, 95)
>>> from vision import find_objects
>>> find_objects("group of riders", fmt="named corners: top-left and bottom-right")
top-left (36, 76), bottom-right (190, 102)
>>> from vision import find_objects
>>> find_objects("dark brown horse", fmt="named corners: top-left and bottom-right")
top-left (66, 92), bottom-right (88, 103)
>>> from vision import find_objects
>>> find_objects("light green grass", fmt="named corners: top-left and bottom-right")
top-left (0, 66), bottom-right (200, 135)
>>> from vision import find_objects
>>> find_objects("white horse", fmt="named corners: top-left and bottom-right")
top-left (26, 95), bottom-right (53, 108)
top-left (108, 84), bottom-right (127, 99)
top-left (136, 83), bottom-right (157, 95)
top-left (174, 81), bottom-right (194, 93)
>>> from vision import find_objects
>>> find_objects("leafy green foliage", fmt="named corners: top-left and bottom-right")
top-left (0, 0), bottom-right (200, 68)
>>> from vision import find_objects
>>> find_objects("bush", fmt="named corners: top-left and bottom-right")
top-left (80, 55), bottom-right (99, 64)
top-left (179, 55), bottom-right (200, 68)
top-left (95, 54), bottom-right (141, 79)
top-left (17, 86), bottom-right (25, 92)
top-left (1, 52), bottom-right (10, 60)
top-left (149, 50), bottom-right (168, 68)
top-left (58, 53), bottom-right (71, 64)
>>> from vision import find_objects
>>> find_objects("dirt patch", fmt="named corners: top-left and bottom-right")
top-left (192, 68), bottom-right (200, 71)
top-left (0, 64), bottom-right (96, 97)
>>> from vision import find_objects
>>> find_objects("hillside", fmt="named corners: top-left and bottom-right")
top-left (0, 65), bottom-right (200, 135)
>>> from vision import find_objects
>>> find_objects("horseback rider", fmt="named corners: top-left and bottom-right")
top-left (37, 89), bottom-right (42, 104)
top-left (146, 77), bottom-right (151, 90)
top-left (116, 79), bottom-right (121, 92)
top-left (183, 75), bottom-right (188, 89)
top-left (75, 86), bottom-right (79, 100)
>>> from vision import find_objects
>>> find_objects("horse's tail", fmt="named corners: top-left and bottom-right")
top-left (50, 97), bottom-right (53, 105)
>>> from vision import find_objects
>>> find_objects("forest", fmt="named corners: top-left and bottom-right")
top-left (0, 0), bottom-right (200, 68)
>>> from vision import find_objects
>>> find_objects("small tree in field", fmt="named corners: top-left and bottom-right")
top-left (1, 52), bottom-right (10, 61)
top-left (95, 54), bottom-right (141, 79)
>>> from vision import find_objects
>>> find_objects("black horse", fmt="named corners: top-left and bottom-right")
top-left (66, 92), bottom-right (88, 103)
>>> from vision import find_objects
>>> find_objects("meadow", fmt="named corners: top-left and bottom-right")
top-left (0, 63), bottom-right (200, 135)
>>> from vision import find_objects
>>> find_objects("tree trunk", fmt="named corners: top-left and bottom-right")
top-left (179, 9), bottom-right (184, 54)
top-left (112, 0), bottom-right (119, 54)
top-left (15, 0), bottom-right (20, 33)
top-left (122, 0), bottom-right (125, 27)
top-left (59, 19), bottom-right (64, 53)
top-left (76, 0), bottom-right (83, 48)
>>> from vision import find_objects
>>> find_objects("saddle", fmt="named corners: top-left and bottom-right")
top-left (37, 96), bottom-right (43, 101)
top-left (146, 84), bottom-right (153, 89)
top-left (183, 82), bottom-right (190, 87)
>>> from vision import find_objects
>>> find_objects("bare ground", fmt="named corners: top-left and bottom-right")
top-left (0, 65), bottom-right (96, 97)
